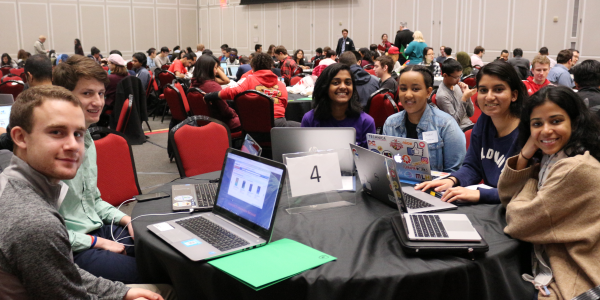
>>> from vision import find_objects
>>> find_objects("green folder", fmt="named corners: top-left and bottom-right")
top-left (208, 238), bottom-right (336, 290)
top-left (296, 97), bottom-right (312, 101)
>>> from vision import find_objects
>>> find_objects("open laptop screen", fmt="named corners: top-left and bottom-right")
top-left (216, 152), bottom-right (283, 230)
top-left (229, 66), bottom-right (239, 77)
top-left (0, 106), bottom-right (11, 129)
top-left (220, 62), bottom-right (228, 75)
top-left (240, 134), bottom-right (262, 156)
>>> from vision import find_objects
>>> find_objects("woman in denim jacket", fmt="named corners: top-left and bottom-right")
top-left (383, 65), bottom-right (466, 172)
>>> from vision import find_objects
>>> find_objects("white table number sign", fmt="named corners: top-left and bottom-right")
top-left (285, 152), bottom-right (343, 197)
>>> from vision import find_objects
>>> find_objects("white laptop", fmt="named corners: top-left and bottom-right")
top-left (350, 144), bottom-right (456, 213)
top-left (385, 157), bottom-right (481, 242)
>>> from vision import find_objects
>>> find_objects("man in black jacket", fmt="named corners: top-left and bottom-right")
top-left (336, 29), bottom-right (355, 56)
top-left (507, 48), bottom-right (530, 80)
top-left (572, 59), bottom-right (600, 119)
top-left (393, 22), bottom-right (413, 64)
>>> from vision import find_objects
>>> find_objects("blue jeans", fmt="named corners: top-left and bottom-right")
top-left (74, 225), bottom-right (141, 284)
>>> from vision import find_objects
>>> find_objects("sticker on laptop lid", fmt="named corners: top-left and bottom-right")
top-left (153, 222), bottom-right (174, 231)
top-left (174, 195), bottom-right (193, 201)
top-left (173, 202), bottom-right (191, 207)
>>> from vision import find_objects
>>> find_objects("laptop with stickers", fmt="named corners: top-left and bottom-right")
top-left (366, 133), bottom-right (445, 183)
top-left (150, 149), bottom-right (287, 261)
top-left (350, 144), bottom-right (455, 213)
top-left (383, 157), bottom-right (481, 242)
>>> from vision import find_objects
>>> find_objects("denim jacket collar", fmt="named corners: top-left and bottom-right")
top-left (388, 104), bottom-right (436, 135)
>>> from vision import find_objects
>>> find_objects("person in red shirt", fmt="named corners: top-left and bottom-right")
top-left (204, 52), bottom-right (300, 127)
top-left (274, 46), bottom-right (298, 86)
top-left (168, 53), bottom-right (193, 78)
top-left (523, 55), bottom-right (552, 96)
top-left (377, 33), bottom-right (392, 55)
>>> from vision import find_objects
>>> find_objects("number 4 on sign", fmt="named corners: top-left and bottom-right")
top-left (311, 165), bottom-right (321, 182)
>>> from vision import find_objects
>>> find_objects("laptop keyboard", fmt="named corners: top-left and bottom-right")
top-left (410, 214), bottom-right (449, 238)
top-left (176, 216), bottom-right (249, 252)
top-left (194, 183), bottom-right (218, 208)
top-left (403, 193), bottom-right (435, 209)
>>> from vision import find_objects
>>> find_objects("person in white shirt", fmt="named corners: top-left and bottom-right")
top-left (539, 47), bottom-right (557, 68)
top-left (195, 44), bottom-right (204, 58)
top-left (470, 46), bottom-right (485, 68)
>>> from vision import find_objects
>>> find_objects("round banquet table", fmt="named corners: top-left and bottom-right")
top-left (133, 172), bottom-right (535, 300)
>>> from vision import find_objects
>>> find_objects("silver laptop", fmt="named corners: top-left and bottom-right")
top-left (171, 182), bottom-right (217, 212)
top-left (271, 127), bottom-right (356, 175)
top-left (228, 66), bottom-right (239, 78)
top-left (366, 133), bottom-right (441, 183)
top-left (149, 148), bottom-right (286, 261)
top-left (241, 134), bottom-right (262, 156)
top-left (0, 96), bottom-right (13, 129)
top-left (350, 144), bottom-right (456, 213)
top-left (0, 94), bottom-right (14, 105)
top-left (385, 158), bottom-right (481, 242)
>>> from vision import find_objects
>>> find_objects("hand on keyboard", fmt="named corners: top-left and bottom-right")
top-left (439, 186), bottom-right (481, 203)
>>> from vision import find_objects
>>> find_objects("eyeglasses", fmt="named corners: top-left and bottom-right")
top-left (447, 74), bottom-right (461, 80)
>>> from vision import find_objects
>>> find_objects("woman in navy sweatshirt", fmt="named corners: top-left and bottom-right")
top-left (415, 61), bottom-right (526, 204)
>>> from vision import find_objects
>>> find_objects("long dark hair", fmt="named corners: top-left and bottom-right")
top-left (192, 55), bottom-right (217, 86)
top-left (74, 39), bottom-right (83, 55)
top-left (475, 60), bottom-right (526, 118)
top-left (518, 86), bottom-right (600, 161)
top-left (312, 63), bottom-right (362, 120)
top-left (1, 53), bottom-right (12, 66)
top-left (358, 47), bottom-right (374, 65)
top-left (293, 49), bottom-right (305, 65)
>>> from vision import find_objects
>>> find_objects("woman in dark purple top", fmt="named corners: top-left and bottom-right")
top-left (301, 63), bottom-right (376, 147)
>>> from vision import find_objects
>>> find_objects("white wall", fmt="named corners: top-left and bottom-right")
top-left (1, 0), bottom-right (598, 62)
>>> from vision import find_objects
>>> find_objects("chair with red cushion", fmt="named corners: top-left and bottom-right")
top-left (187, 87), bottom-right (243, 142)
top-left (1, 74), bottom-right (22, 83)
top-left (365, 88), bottom-right (399, 134)
top-left (313, 58), bottom-right (322, 67)
top-left (163, 82), bottom-right (191, 123)
top-left (462, 75), bottom-right (476, 88)
top-left (365, 69), bottom-right (376, 76)
top-left (0, 81), bottom-right (25, 99)
top-left (464, 129), bottom-right (472, 150)
top-left (10, 68), bottom-right (24, 77)
top-left (0, 67), bottom-right (11, 76)
top-left (90, 127), bottom-right (141, 207)
top-left (234, 90), bottom-right (274, 150)
top-left (363, 64), bottom-right (374, 70)
top-left (102, 66), bottom-right (109, 71)
top-left (126, 61), bottom-right (133, 70)
top-left (169, 115), bottom-right (231, 178)
top-left (155, 70), bottom-right (176, 122)
top-left (116, 95), bottom-right (133, 133)
top-left (431, 93), bottom-right (437, 105)
top-left (161, 64), bottom-right (171, 70)
top-left (19, 72), bottom-right (27, 83)
top-left (470, 92), bottom-right (482, 123)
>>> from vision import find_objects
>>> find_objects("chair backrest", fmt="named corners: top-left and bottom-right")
top-left (156, 70), bottom-right (176, 93)
top-left (90, 127), bottom-right (141, 206)
top-left (365, 69), bottom-right (376, 76)
top-left (10, 68), bottom-right (24, 76)
top-left (169, 116), bottom-right (231, 178)
top-left (161, 63), bottom-right (171, 70)
top-left (126, 61), bottom-right (133, 70)
top-left (0, 81), bottom-right (24, 99)
top-left (290, 76), bottom-right (303, 86)
top-left (470, 92), bottom-right (482, 123)
top-left (19, 72), bottom-right (27, 83)
top-left (464, 129), bottom-right (472, 150)
top-left (0, 67), bottom-right (11, 76)
top-left (102, 66), bottom-right (109, 71)
top-left (233, 90), bottom-right (274, 145)
top-left (365, 88), bottom-right (399, 133)
top-left (363, 64), bottom-right (374, 70)
top-left (186, 87), bottom-right (212, 117)
top-left (163, 82), bottom-right (190, 121)
top-left (462, 76), bottom-right (476, 88)
top-left (116, 95), bottom-right (133, 132)
top-left (1, 74), bottom-right (21, 83)
top-left (431, 93), bottom-right (437, 105)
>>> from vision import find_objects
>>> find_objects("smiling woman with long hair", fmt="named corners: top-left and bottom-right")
top-left (301, 63), bottom-right (375, 147)
top-left (498, 85), bottom-right (600, 300)
top-left (415, 61), bottom-right (525, 203)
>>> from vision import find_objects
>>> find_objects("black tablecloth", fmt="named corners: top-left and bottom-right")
top-left (133, 172), bottom-right (534, 300)
top-left (286, 94), bottom-right (312, 122)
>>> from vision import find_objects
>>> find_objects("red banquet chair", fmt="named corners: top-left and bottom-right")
top-left (163, 81), bottom-right (191, 123)
top-left (155, 70), bottom-right (177, 122)
top-left (169, 115), bottom-right (231, 178)
top-left (187, 88), bottom-right (243, 141)
top-left (115, 95), bottom-right (133, 133)
top-left (365, 88), bottom-right (399, 134)
top-left (0, 67), bottom-right (11, 76)
top-left (0, 81), bottom-right (24, 99)
top-left (161, 64), bottom-right (171, 70)
top-left (126, 61), bottom-right (133, 70)
top-left (431, 93), bottom-right (437, 105)
top-left (462, 75), bottom-right (476, 89)
top-left (290, 76), bottom-right (303, 86)
top-left (1, 74), bottom-right (22, 83)
top-left (470, 93), bottom-right (482, 124)
top-left (465, 129), bottom-right (473, 151)
top-left (10, 68), bottom-right (24, 77)
top-left (233, 90), bottom-right (274, 150)
top-left (90, 127), bottom-right (141, 207)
